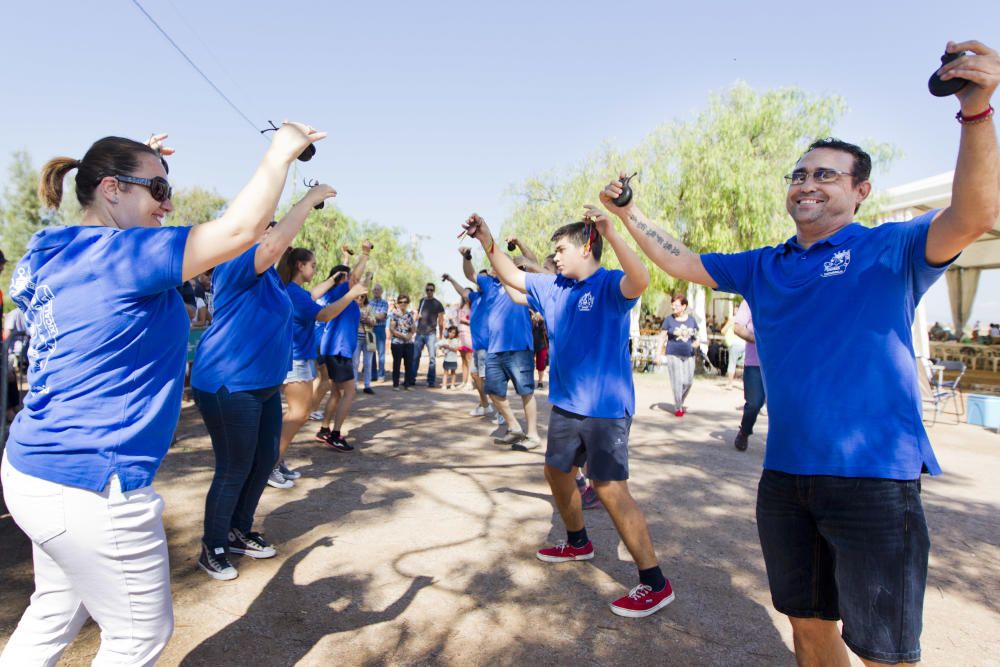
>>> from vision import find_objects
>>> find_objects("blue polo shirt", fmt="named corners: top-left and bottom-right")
top-left (287, 282), bottom-right (323, 361)
top-left (6, 225), bottom-right (191, 492)
top-left (468, 290), bottom-right (490, 351)
top-left (319, 282), bottom-right (360, 358)
top-left (701, 212), bottom-right (951, 480)
top-left (476, 275), bottom-right (532, 353)
top-left (526, 268), bottom-right (637, 418)
top-left (192, 246), bottom-right (293, 393)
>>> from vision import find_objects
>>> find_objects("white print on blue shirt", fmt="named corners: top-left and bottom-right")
top-left (578, 291), bottom-right (594, 312)
top-left (821, 249), bottom-right (851, 278)
top-left (10, 266), bottom-right (57, 394)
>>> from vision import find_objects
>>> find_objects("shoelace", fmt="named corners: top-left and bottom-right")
top-left (627, 584), bottom-right (653, 600)
top-left (207, 551), bottom-right (231, 570)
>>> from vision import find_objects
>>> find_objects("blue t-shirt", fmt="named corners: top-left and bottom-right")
top-left (287, 282), bottom-right (323, 361)
top-left (526, 268), bottom-right (637, 418)
top-left (661, 315), bottom-right (699, 357)
top-left (468, 290), bottom-right (490, 351)
top-left (701, 212), bottom-right (951, 480)
top-left (191, 246), bottom-right (292, 393)
top-left (476, 275), bottom-right (532, 354)
top-left (318, 282), bottom-right (360, 358)
top-left (6, 225), bottom-right (191, 492)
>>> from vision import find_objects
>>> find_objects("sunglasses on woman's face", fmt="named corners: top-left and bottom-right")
top-left (112, 175), bottom-right (173, 203)
top-left (398, 300), bottom-right (409, 305)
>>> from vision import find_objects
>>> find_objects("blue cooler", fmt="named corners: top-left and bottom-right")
top-left (967, 394), bottom-right (1000, 429)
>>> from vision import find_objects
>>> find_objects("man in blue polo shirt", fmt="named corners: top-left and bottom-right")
top-left (463, 249), bottom-right (540, 448)
top-left (462, 211), bottom-right (675, 618)
top-left (598, 39), bottom-right (999, 664)
top-left (443, 269), bottom-right (494, 417)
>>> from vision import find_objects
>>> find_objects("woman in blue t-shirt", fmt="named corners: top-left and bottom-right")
top-left (659, 294), bottom-right (700, 417)
top-left (190, 185), bottom-right (344, 581)
top-left (0, 123), bottom-right (323, 665)
top-left (274, 247), bottom-right (366, 486)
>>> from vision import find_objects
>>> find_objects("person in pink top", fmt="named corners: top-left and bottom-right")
top-left (733, 300), bottom-right (764, 451)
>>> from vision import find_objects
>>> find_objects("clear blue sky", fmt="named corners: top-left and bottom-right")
top-left (2, 0), bottom-right (998, 325)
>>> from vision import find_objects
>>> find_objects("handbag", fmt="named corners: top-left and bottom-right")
top-left (365, 329), bottom-right (376, 353)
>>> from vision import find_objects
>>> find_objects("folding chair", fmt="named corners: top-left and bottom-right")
top-left (926, 360), bottom-right (966, 425)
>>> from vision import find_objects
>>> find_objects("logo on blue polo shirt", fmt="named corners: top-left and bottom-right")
top-left (578, 292), bottom-right (594, 312)
top-left (821, 249), bottom-right (851, 278)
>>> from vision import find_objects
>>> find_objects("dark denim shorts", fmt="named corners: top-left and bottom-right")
top-left (545, 407), bottom-right (631, 481)
top-left (756, 470), bottom-right (929, 664)
top-left (485, 350), bottom-right (535, 397)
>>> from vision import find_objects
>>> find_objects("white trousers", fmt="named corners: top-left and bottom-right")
top-left (0, 452), bottom-right (173, 666)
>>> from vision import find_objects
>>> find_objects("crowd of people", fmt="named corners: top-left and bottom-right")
top-left (0, 38), bottom-right (997, 667)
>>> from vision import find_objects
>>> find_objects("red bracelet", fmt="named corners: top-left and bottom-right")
top-left (956, 105), bottom-right (994, 125)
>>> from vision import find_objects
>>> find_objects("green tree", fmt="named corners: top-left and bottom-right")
top-left (0, 151), bottom-right (54, 309)
top-left (165, 187), bottom-right (227, 228)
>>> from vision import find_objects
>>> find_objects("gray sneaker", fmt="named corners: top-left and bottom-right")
top-left (494, 430), bottom-right (526, 445)
top-left (278, 462), bottom-right (301, 480)
top-left (513, 435), bottom-right (542, 451)
top-left (267, 466), bottom-right (294, 489)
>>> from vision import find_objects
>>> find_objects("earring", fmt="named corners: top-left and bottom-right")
top-left (111, 196), bottom-right (119, 204)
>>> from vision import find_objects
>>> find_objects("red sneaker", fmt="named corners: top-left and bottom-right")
top-left (536, 541), bottom-right (595, 563)
top-left (674, 409), bottom-right (685, 417)
top-left (609, 581), bottom-right (675, 618)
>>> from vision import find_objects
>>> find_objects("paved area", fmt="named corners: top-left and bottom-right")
top-left (2, 371), bottom-right (999, 666)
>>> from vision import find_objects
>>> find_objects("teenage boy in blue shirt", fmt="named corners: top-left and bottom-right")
top-left (598, 39), bottom-right (999, 664)
top-left (462, 211), bottom-right (675, 618)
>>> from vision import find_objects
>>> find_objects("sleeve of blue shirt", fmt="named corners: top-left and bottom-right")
top-left (99, 226), bottom-right (191, 298)
top-left (894, 210), bottom-right (956, 300)
top-left (524, 272), bottom-right (557, 315)
top-left (476, 274), bottom-right (494, 297)
top-left (604, 268), bottom-right (638, 314)
top-left (290, 283), bottom-right (323, 322)
top-left (701, 250), bottom-right (757, 296)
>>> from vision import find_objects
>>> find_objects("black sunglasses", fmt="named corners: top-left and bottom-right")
top-left (112, 175), bottom-right (173, 203)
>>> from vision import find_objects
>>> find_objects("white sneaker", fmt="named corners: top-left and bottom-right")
top-left (494, 413), bottom-right (505, 426)
top-left (309, 410), bottom-right (324, 421)
top-left (267, 467), bottom-right (294, 489)
top-left (485, 404), bottom-right (496, 416)
top-left (469, 405), bottom-right (486, 417)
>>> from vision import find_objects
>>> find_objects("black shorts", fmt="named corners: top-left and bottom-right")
top-left (544, 406), bottom-right (630, 481)
top-left (443, 361), bottom-right (458, 371)
top-left (756, 470), bottom-right (929, 664)
top-left (322, 354), bottom-right (355, 383)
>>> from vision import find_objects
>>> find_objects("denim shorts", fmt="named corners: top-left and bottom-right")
top-left (322, 354), bottom-right (355, 383)
top-left (545, 407), bottom-right (631, 481)
top-left (284, 358), bottom-right (317, 384)
top-left (470, 349), bottom-right (487, 376)
top-left (756, 470), bottom-right (929, 664)
top-left (485, 350), bottom-right (535, 397)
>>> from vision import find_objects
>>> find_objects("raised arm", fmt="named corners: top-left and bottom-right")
top-left (925, 40), bottom-right (1000, 265)
top-left (582, 205), bottom-right (649, 299)
top-left (255, 185), bottom-right (336, 274)
top-left (350, 241), bottom-right (372, 286)
top-left (459, 246), bottom-right (477, 282)
top-left (316, 283), bottom-right (368, 322)
top-left (310, 274), bottom-right (339, 300)
top-left (442, 273), bottom-right (471, 299)
top-left (462, 214), bottom-right (527, 293)
top-left (507, 235), bottom-right (540, 265)
top-left (599, 173), bottom-right (717, 288)
top-left (181, 122), bottom-right (325, 280)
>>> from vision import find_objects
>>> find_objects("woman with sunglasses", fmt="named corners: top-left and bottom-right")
top-left (389, 294), bottom-right (417, 388)
top-left (274, 247), bottom-right (367, 488)
top-left (0, 123), bottom-right (323, 665)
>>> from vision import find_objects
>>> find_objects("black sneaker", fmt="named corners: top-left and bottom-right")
top-left (315, 427), bottom-right (332, 444)
top-left (326, 434), bottom-right (354, 453)
top-left (363, 387), bottom-right (375, 395)
top-left (198, 543), bottom-right (237, 581)
top-left (734, 431), bottom-right (749, 452)
top-left (228, 528), bottom-right (277, 559)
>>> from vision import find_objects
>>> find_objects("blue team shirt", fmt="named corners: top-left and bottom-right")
top-left (192, 246), bottom-right (292, 393)
top-left (6, 225), bottom-right (191, 492)
top-left (526, 268), bottom-right (637, 418)
top-left (701, 212), bottom-right (951, 480)
top-left (468, 289), bottom-right (490, 351)
top-left (319, 282), bottom-right (360, 358)
top-left (476, 275), bottom-right (532, 353)
top-left (287, 282), bottom-right (323, 361)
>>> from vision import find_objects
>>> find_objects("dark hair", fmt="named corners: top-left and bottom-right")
top-left (38, 136), bottom-right (164, 209)
top-left (425, 282), bottom-right (435, 290)
top-left (328, 264), bottom-right (351, 284)
top-left (672, 294), bottom-right (688, 306)
top-left (804, 138), bottom-right (872, 185)
top-left (447, 325), bottom-right (459, 336)
top-left (550, 221), bottom-right (603, 261)
top-left (277, 247), bottom-right (315, 284)
top-left (478, 268), bottom-right (489, 275)
top-left (397, 293), bottom-right (410, 304)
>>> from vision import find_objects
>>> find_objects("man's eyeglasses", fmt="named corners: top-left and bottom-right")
top-left (425, 287), bottom-right (435, 292)
top-left (111, 175), bottom-right (173, 202)
top-left (398, 300), bottom-right (410, 305)
top-left (783, 168), bottom-right (853, 186)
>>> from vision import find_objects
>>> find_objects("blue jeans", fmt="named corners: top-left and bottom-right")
top-left (413, 333), bottom-right (437, 386)
top-left (194, 385), bottom-right (281, 549)
top-left (740, 365), bottom-right (766, 435)
top-left (353, 345), bottom-right (374, 388)
top-left (373, 326), bottom-right (387, 379)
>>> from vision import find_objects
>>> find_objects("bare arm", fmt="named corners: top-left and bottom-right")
top-left (437, 311), bottom-right (444, 338)
top-left (503, 281), bottom-right (530, 305)
top-left (310, 274), bottom-right (338, 300)
top-left (459, 247), bottom-right (477, 282)
top-left (316, 283), bottom-right (367, 322)
top-left (350, 242), bottom-right (372, 286)
top-left (442, 273), bottom-right (471, 299)
top-left (734, 322), bottom-right (755, 344)
top-left (254, 185), bottom-right (336, 274)
top-left (925, 40), bottom-right (1000, 265)
top-left (582, 205), bottom-right (649, 299)
top-left (657, 331), bottom-right (667, 356)
top-left (181, 122), bottom-right (325, 281)
top-left (463, 214), bottom-right (527, 293)
top-left (507, 236), bottom-right (540, 265)
top-left (598, 174), bottom-right (717, 288)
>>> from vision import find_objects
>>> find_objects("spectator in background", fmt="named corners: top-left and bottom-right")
top-left (389, 294), bottom-right (416, 389)
top-left (369, 284), bottom-right (389, 381)
top-left (354, 293), bottom-right (376, 395)
top-left (532, 310), bottom-right (548, 389)
top-left (733, 300), bottom-right (765, 452)
top-left (413, 282), bottom-right (445, 387)
top-left (659, 295), bottom-right (699, 417)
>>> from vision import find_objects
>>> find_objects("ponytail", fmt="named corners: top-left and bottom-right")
top-left (277, 247), bottom-right (315, 284)
top-left (38, 157), bottom-right (82, 209)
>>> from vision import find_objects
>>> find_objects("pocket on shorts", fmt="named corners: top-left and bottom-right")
top-left (2, 459), bottom-right (68, 545)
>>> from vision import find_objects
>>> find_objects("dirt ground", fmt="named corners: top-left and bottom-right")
top-left (2, 370), bottom-right (998, 666)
